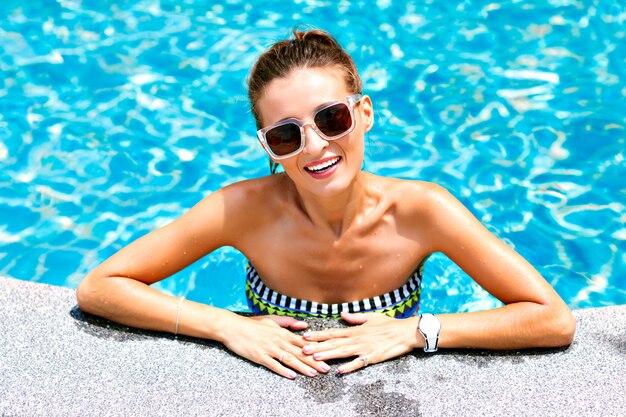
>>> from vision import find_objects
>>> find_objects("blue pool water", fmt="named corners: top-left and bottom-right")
top-left (0, 0), bottom-right (624, 314)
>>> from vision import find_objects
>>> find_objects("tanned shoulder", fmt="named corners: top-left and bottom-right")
top-left (390, 179), bottom-right (448, 217)
top-left (217, 174), bottom-right (287, 231)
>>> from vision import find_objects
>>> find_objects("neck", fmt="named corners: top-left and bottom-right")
top-left (289, 172), bottom-right (371, 237)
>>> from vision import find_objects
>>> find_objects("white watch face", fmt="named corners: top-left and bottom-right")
top-left (420, 314), bottom-right (441, 335)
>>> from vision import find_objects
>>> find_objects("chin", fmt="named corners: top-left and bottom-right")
top-left (302, 170), bottom-right (361, 197)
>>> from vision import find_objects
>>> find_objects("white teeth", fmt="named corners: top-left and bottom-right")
top-left (306, 157), bottom-right (340, 172)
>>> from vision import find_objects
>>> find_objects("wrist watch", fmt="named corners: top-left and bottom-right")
top-left (418, 313), bottom-right (441, 353)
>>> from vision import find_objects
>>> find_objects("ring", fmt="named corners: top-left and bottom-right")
top-left (360, 356), bottom-right (369, 367)
top-left (279, 352), bottom-right (285, 363)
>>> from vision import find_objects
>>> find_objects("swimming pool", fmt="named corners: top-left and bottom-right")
top-left (1, 0), bottom-right (624, 314)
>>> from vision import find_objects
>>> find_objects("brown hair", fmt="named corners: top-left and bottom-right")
top-left (248, 28), bottom-right (362, 130)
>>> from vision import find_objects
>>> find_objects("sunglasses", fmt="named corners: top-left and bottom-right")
top-left (257, 94), bottom-right (363, 160)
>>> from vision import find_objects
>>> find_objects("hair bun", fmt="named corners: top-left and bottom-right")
top-left (292, 28), bottom-right (340, 49)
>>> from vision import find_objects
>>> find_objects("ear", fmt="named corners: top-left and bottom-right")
top-left (360, 95), bottom-right (374, 132)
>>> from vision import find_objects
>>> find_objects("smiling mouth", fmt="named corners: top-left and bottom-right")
top-left (304, 156), bottom-right (342, 173)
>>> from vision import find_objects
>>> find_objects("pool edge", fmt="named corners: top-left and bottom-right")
top-left (1, 275), bottom-right (625, 416)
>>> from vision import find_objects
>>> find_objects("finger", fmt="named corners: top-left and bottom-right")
top-left (294, 349), bottom-right (331, 373)
top-left (277, 351), bottom-right (320, 378)
top-left (302, 340), bottom-right (339, 355)
top-left (303, 327), bottom-right (350, 342)
top-left (264, 357), bottom-right (298, 380)
top-left (338, 356), bottom-right (372, 374)
top-left (282, 341), bottom-right (331, 373)
top-left (289, 321), bottom-right (309, 330)
top-left (340, 311), bottom-right (375, 325)
top-left (265, 315), bottom-right (309, 330)
top-left (287, 333), bottom-right (308, 348)
top-left (307, 343), bottom-right (358, 362)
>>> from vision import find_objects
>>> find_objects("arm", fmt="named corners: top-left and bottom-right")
top-left (77, 182), bottom-right (327, 379)
top-left (77, 187), bottom-right (231, 338)
top-left (421, 183), bottom-right (576, 350)
top-left (301, 183), bottom-right (576, 372)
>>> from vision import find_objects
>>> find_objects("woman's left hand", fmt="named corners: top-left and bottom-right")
top-left (301, 312), bottom-right (423, 374)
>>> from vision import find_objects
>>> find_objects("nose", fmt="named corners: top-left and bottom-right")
top-left (301, 122), bottom-right (329, 156)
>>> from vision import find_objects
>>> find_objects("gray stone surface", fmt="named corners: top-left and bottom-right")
top-left (1, 276), bottom-right (624, 417)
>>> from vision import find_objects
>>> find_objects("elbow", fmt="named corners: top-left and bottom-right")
top-left (559, 310), bottom-right (577, 347)
top-left (546, 306), bottom-right (577, 348)
top-left (76, 274), bottom-right (100, 315)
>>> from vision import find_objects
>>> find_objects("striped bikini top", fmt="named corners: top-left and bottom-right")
top-left (245, 258), bottom-right (426, 319)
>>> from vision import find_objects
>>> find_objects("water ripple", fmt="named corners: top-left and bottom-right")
top-left (0, 0), bottom-right (624, 311)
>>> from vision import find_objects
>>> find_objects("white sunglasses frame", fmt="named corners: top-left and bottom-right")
top-left (256, 94), bottom-right (363, 160)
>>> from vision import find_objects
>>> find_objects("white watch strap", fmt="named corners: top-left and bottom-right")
top-left (424, 337), bottom-right (438, 352)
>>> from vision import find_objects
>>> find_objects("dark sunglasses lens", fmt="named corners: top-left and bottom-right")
top-left (265, 123), bottom-right (301, 156)
top-left (314, 103), bottom-right (352, 137)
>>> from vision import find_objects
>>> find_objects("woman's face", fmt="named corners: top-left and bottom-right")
top-left (256, 67), bottom-right (373, 198)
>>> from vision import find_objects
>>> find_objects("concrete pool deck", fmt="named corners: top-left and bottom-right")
top-left (1, 276), bottom-right (624, 416)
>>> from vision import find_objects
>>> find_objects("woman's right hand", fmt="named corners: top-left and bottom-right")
top-left (219, 314), bottom-right (330, 379)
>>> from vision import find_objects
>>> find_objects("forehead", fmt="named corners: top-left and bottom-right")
top-left (256, 67), bottom-right (349, 126)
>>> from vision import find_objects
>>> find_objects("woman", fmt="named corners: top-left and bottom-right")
top-left (77, 29), bottom-right (576, 380)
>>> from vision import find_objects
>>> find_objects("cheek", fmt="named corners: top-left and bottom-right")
top-left (280, 157), bottom-right (296, 170)
top-left (346, 135), bottom-right (365, 164)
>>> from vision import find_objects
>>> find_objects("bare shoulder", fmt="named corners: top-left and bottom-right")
top-left (381, 178), bottom-right (471, 248)
top-left (196, 174), bottom-right (287, 227)
top-left (216, 174), bottom-right (286, 207)
top-left (155, 174), bottom-right (287, 251)
top-left (378, 176), bottom-right (453, 219)
top-left (387, 178), bottom-right (493, 252)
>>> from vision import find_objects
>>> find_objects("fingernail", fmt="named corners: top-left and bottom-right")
top-left (309, 369), bottom-right (318, 376)
top-left (321, 364), bottom-right (330, 372)
top-left (289, 371), bottom-right (297, 379)
top-left (297, 321), bottom-right (307, 326)
top-left (303, 345), bottom-right (312, 354)
top-left (303, 332), bottom-right (312, 339)
top-left (337, 367), bottom-right (345, 374)
top-left (313, 353), bottom-right (322, 360)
